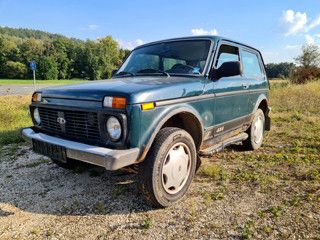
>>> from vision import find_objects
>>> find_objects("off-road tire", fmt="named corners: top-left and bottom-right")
top-left (243, 108), bottom-right (265, 150)
top-left (139, 127), bottom-right (197, 208)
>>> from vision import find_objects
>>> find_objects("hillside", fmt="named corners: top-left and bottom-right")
top-left (0, 27), bottom-right (129, 80)
top-left (0, 26), bottom-right (66, 40)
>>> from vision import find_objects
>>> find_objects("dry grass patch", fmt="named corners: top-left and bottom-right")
top-left (0, 94), bottom-right (31, 147)
top-left (199, 80), bottom-right (320, 238)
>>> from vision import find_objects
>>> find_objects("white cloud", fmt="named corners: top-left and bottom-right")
top-left (285, 44), bottom-right (300, 49)
top-left (280, 9), bottom-right (307, 36)
top-left (280, 10), bottom-right (320, 36)
top-left (88, 24), bottom-right (98, 30)
top-left (81, 24), bottom-right (99, 31)
top-left (306, 15), bottom-right (320, 31)
top-left (191, 28), bottom-right (218, 36)
top-left (305, 34), bottom-right (315, 44)
top-left (117, 39), bottom-right (145, 50)
top-left (315, 33), bottom-right (320, 38)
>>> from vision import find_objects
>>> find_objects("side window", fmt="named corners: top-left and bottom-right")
top-left (216, 44), bottom-right (240, 68)
top-left (242, 50), bottom-right (263, 79)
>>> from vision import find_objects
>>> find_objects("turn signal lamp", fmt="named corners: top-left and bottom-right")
top-left (103, 96), bottom-right (127, 109)
top-left (32, 93), bottom-right (42, 102)
top-left (141, 102), bottom-right (155, 111)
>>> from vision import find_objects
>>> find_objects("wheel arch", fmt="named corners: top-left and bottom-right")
top-left (138, 107), bottom-right (204, 161)
top-left (253, 94), bottom-right (269, 112)
top-left (253, 94), bottom-right (271, 131)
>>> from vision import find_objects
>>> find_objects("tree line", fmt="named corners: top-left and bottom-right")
top-left (265, 62), bottom-right (295, 79)
top-left (265, 44), bottom-right (320, 84)
top-left (0, 27), bottom-right (130, 80)
top-left (1, 27), bottom-right (320, 83)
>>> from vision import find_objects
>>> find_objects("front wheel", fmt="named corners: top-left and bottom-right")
top-left (243, 108), bottom-right (265, 150)
top-left (139, 127), bottom-right (197, 208)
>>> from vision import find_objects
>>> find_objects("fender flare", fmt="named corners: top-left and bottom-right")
top-left (253, 94), bottom-right (271, 130)
top-left (253, 94), bottom-right (269, 114)
top-left (138, 106), bottom-right (204, 161)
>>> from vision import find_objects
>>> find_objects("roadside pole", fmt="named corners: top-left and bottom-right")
top-left (30, 60), bottom-right (37, 91)
top-left (33, 69), bottom-right (36, 91)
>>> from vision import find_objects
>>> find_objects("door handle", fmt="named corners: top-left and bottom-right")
top-left (242, 83), bottom-right (249, 89)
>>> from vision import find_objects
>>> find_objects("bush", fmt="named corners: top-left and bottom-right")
top-left (4, 61), bottom-right (28, 79)
top-left (292, 44), bottom-right (320, 84)
top-left (37, 57), bottom-right (58, 80)
top-left (291, 66), bottom-right (320, 84)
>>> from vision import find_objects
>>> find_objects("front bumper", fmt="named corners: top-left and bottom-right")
top-left (21, 128), bottom-right (140, 170)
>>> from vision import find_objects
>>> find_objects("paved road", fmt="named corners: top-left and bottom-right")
top-left (0, 84), bottom-right (56, 96)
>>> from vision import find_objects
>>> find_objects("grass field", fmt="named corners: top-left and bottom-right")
top-left (0, 80), bottom-right (319, 239)
top-left (198, 80), bottom-right (320, 238)
top-left (0, 95), bottom-right (31, 147)
top-left (1, 80), bottom-right (318, 148)
top-left (0, 79), bottom-right (87, 85)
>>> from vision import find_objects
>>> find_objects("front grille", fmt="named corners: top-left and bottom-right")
top-left (38, 108), bottom-right (101, 144)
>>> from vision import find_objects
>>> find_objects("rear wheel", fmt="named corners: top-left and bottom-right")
top-left (139, 127), bottom-right (197, 208)
top-left (243, 109), bottom-right (265, 150)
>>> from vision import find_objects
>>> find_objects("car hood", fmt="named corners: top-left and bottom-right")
top-left (40, 76), bottom-right (206, 104)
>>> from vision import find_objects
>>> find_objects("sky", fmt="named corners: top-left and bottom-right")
top-left (1, 0), bottom-right (320, 63)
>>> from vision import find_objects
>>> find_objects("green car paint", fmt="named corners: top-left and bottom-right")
top-left (28, 36), bottom-right (270, 163)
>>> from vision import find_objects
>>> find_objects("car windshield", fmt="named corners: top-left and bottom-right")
top-left (116, 40), bottom-right (211, 77)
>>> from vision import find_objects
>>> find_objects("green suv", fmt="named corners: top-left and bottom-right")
top-left (21, 36), bottom-right (271, 207)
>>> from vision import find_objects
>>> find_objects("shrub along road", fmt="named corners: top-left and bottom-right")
top-left (0, 81), bottom-right (319, 239)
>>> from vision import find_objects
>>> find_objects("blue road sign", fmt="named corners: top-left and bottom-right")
top-left (30, 61), bottom-right (37, 71)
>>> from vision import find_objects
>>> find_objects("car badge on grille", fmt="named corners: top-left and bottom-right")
top-left (57, 117), bottom-right (66, 125)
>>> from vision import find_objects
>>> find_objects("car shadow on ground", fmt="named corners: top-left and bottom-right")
top-left (0, 146), bottom-right (153, 216)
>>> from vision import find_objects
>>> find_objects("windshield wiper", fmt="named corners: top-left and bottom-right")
top-left (137, 69), bottom-right (170, 77)
top-left (115, 71), bottom-right (136, 77)
top-left (156, 70), bottom-right (170, 77)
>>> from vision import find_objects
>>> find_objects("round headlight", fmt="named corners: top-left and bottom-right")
top-left (33, 108), bottom-right (41, 125)
top-left (106, 117), bottom-right (121, 141)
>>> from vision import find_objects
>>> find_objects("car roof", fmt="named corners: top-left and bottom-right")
top-left (134, 35), bottom-right (262, 55)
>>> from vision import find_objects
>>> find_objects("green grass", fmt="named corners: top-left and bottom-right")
top-left (141, 217), bottom-right (153, 229)
top-left (1, 79), bottom-right (320, 159)
top-left (200, 80), bottom-right (320, 237)
top-left (0, 79), bottom-right (88, 85)
top-left (0, 95), bottom-right (31, 147)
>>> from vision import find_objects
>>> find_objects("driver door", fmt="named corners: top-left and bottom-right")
top-left (212, 42), bottom-right (249, 134)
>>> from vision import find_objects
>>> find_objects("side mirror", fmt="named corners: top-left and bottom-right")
top-left (112, 69), bottom-right (118, 77)
top-left (209, 61), bottom-right (242, 80)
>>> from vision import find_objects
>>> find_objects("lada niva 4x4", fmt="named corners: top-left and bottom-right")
top-left (22, 36), bottom-right (271, 207)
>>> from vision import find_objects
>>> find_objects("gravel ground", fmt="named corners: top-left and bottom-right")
top-left (0, 142), bottom-right (319, 240)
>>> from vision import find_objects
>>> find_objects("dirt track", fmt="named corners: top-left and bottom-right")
top-left (0, 141), bottom-right (319, 240)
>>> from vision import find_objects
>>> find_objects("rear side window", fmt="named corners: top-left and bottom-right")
top-left (242, 50), bottom-right (263, 79)
top-left (216, 44), bottom-right (240, 68)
